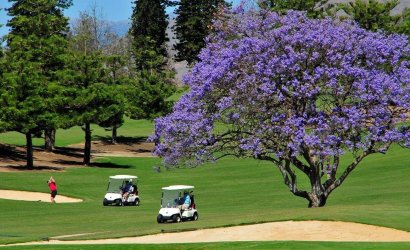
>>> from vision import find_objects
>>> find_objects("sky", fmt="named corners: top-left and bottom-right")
top-left (0, 0), bottom-right (242, 38)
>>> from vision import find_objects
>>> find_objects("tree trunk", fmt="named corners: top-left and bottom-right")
top-left (44, 129), bottom-right (56, 152)
top-left (307, 192), bottom-right (327, 208)
top-left (83, 122), bottom-right (92, 166)
top-left (26, 132), bottom-right (34, 170)
top-left (112, 125), bottom-right (117, 144)
top-left (307, 171), bottom-right (328, 207)
top-left (275, 149), bottom-right (374, 208)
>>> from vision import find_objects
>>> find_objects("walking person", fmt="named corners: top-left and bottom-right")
top-left (47, 176), bottom-right (57, 203)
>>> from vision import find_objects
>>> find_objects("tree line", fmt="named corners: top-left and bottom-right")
top-left (0, 0), bottom-right (229, 169)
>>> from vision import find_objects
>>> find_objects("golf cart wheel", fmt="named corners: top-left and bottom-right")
top-left (134, 198), bottom-right (140, 206)
top-left (193, 212), bottom-right (198, 221)
top-left (157, 214), bottom-right (163, 223)
top-left (115, 199), bottom-right (122, 206)
top-left (172, 214), bottom-right (181, 223)
top-left (103, 198), bottom-right (109, 206)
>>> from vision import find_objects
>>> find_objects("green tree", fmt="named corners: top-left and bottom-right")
top-left (259, 0), bottom-right (328, 18)
top-left (98, 30), bottom-right (137, 144)
top-left (0, 0), bottom-right (71, 168)
top-left (128, 0), bottom-right (177, 133)
top-left (125, 71), bottom-right (175, 122)
top-left (129, 0), bottom-right (169, 71)
top-left (103, 32), bottom-right (134, 77)
top-left (68, 10), bottom-right (125, 165)
top-left (336, 0), bottom-right (406, 33)
top-left (173, 0), bottom-right (230, 65)
top-left (98, 55), bottom-right (127, 144)
top-left (99, 55), bottom-right (176, 145)
top-left (394, 8), bottom-right (410, 39)
top-left (0, 62), bottom-right (44, 169)
top-left (63, 52), bottom-right (123, 165)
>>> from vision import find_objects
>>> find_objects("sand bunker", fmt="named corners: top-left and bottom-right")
top-left (6, 220), bottom-right (410, 247)
top-left (0, 190), bottom-right (82, 203)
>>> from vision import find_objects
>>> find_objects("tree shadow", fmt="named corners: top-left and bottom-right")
top-left (131, 148), bottom-right (152, 153)
top-left (92, 136), bottom-right (148, 145)
top-left (0, 143), bottom-right (135, 170)
top-left (2, 165), bottom-right (65, 171)
top-left (52, 146), bottom-right (84, 158)
top-left (0, 144), bottom-right (26, 161)
top-left (89, 162), bottom-right (132, 169)
top-left (51, 159), bottom-right (133, 169)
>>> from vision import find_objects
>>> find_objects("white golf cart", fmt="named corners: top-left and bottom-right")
top-left (103, 175), bottom-right (140, 206)
top-left (157, 185), bottom-right (198, 223)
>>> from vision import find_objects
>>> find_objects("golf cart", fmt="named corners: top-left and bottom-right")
top-left (157, 185), bottom-right (198, 223)
top-left (103, 175), bottom-right (140, 206)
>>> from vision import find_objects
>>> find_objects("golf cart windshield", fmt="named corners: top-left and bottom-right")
top-left (107, 179), bottom-right (124, 193)
top-left (160, 185), bottom-right (194, 208)
top-left (161, 190), bottom-right (182, 208)
top-left (106, 175), bottom-right (137, 193)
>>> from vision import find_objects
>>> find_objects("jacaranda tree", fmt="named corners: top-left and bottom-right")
top-left (151, 8), bottom-right (410, 207)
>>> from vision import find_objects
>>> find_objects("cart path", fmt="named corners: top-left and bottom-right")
top-left (3, 220), bottom-right (410, 246)
top-left (0, 190), bottom-right (82, 203)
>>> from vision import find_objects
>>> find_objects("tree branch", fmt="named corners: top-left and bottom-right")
top-left (326, 146), bottom-right (375, 194)
top-left (275, 158), bottom-right (309, 199)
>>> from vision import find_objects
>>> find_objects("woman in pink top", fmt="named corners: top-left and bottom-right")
top-left (47, 176), bottom-right (57, 203)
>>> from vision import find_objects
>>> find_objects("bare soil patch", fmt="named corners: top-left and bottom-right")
top-left (7, 221), bottom-right (410, 246)
top-left (0, 139), bottom-right (155, 172)
top-left (0, 190), bottom-right (82, 203)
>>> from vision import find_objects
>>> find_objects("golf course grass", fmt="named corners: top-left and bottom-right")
top-left (0, 119), bottom-right (409, 249)
top-left (3, 242), bottom-right (410, 250)
top-left (0, 118), bottom-right (154, 147)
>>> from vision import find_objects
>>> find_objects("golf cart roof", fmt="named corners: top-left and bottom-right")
top-left (161, 185), bottom-right (194, 191)
top-left (109, 175), bottom-right (137, 180)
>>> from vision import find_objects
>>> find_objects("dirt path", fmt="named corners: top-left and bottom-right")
top-left (4, 220), bottom-right (410, 246)
top-left (0, 190), bottom-right (82, 203)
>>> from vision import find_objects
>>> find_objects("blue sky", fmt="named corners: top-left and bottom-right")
top-left (0, 0), bottom-right (242, 38)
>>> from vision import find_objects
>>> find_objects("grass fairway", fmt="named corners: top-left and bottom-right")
top-left (0, 146), bottom-right (409, 247)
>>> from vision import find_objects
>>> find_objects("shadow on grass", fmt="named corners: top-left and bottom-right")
top-left (93, 135), bottom-right (148, 145)
top-left (0, 234), bottom-right (22, 238)
top-left (1, 165), bottom-right (65, 171)
top-left (89, 162), bottom-right (132, 169)
top-left (51, 160), bottom-right (133, 169)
